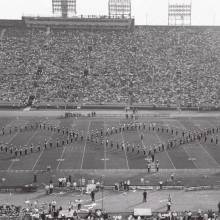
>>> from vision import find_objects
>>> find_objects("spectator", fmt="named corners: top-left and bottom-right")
top-left (90, 190), bottom-right (95, 203)
top-left (143, 190), bottom-right (147, 203)
top-left (167, 201), bottom-right (171, 212)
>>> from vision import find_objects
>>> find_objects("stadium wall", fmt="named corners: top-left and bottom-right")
top-left (30, 103), bottom-right (220, 111)
top-left (0, 19), bottom-right (25, 27)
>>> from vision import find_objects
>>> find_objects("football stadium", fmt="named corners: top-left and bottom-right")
top-left (0, 0), bottom-right (220, 219)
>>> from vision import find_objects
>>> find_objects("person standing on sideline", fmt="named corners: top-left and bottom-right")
top-left (143, 190), bottom-right (147, 203)
top-left (147, 163), bottom-right (151, 173)
top-left (91, 190), bottom-right (95, 203)
top-left (167, 200), bottom-right (171, 212)
top-left (168, 194), bottom-right (172, 203)
top-left (140, 133), bottom-right (143, 141)
top-left (156, 160), bottom-right (160, 172)
top-left (167, 194), bottom-right (172, 212)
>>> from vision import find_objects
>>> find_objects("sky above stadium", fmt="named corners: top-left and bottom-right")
top-left (0, 0), bottom-right (220, 25)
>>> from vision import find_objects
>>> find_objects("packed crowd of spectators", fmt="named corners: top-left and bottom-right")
top-left (0, 24), bottom-right (220, 106)
top-left (0, 204), bottom-right (21, 217)
top-left (0, 201), bottom-right (218, 220)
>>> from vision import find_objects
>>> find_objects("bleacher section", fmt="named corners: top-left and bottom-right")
top-left (0, 18), bottom-right (220, 108)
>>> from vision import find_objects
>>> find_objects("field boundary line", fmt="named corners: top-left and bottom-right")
top-left (1, 168), bottom-right (220, 173)
top-left (80, 121), bottom-right (91, 170)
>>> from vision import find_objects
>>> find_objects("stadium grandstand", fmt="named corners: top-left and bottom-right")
top-left (0, 18), bottom-right (220, 110)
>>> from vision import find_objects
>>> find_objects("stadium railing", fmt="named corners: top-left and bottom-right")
top-left (1, 100), bottom-right (220, 112)
top-left (0, 185), bottom-right (37, 193)
top-left (31, 101), bottom-right (220, 111)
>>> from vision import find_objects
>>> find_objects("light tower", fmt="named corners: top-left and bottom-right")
top-left (52, 0), bottom-right (76, 18)
top-left (168, 0), bottom-right (192, 26)
top-left (108, 0), bottom-right (131, 18)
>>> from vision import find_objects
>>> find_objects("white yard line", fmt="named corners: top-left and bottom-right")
top-left (153, 131), bottom-right (176, 169)
top-left (80, 121), bottom-right (91, 170)
top-left (4, 119), bottom-right (18, 129)
top-left (192, 120), bottom-right (220, 168)
top-left (26, 129), bottom-right (39, 145)
top-left (56, 145), bottom-right (68, 170)
top-left (120, 130), bottom-right (130, 170)
top-left (174, 120), bottom-right (199, 168)
top-left (181, 145), bottom-right (199, 168)
top-left (176, 119), bottom-right (190, 131)
top-left (57, 119), bottom-right (75, 169)
top-left (103, 119), bottom-right (107, 170)
top-left (136, 127), bottom-right (146, 150)
top-left (5, 132), bottom-right (18, 145)
top-left (31, 120), bottom-right (58, 171)
top-left (31, 135), bottom-right (54, 171)
top-left (31, 149), bottom-right (45, 171)
top-left (7, 121), bottom-right (30, 171)
top-left (197, 140), bottom-right (220, 167)
top-left (7, 158), bottom-right (17, 171)
top-left (206, 121), bottom-right (216, 139)
top-left (0, 118), bottom-right (20, 137)
top-left (70, 120), bottom-right (76, 152)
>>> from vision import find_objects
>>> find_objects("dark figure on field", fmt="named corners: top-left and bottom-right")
top-left (90, 190), bottom-right (95, 202)
top-left (167, 201), bottom-right (171, 212)
top-left (151, 153), bottom-right (155, 163)
top-left (156, 160), bottom-right (160, 172)
top-left (143, 190), bottom-right (147, 203)
top-left (147, 163), bottom-right (151, 173)
top-left (140, 133), bottom-right (143, 141)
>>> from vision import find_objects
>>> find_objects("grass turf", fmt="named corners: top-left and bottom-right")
top-left (0, 113), bottom-right (220, 186)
